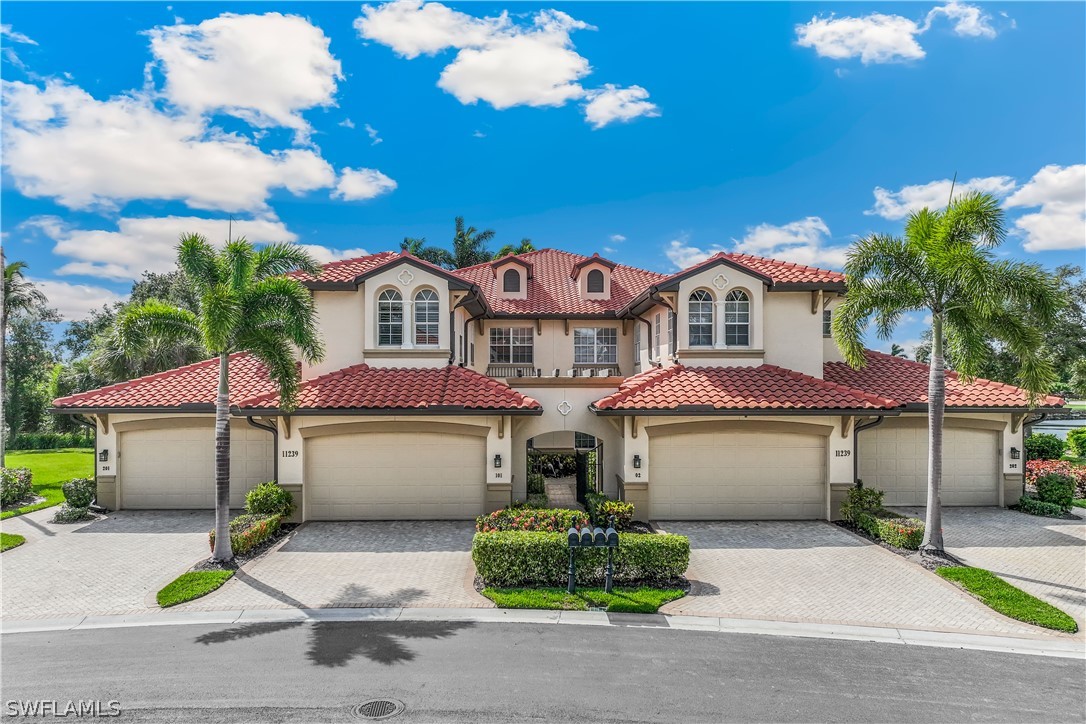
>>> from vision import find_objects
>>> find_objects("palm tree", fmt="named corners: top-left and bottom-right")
top-left (833, 191), bottom-right (1062, 553)
top-left (495, 238), bottom-right (535, 258)
top-left (889, 343), bottom-right (908, 359)
top-left (117, 235), bottom-right (324, 561)
top-left (400, 237), bottom-right (455, 269)
top-left (452, 216), bottom-right (496, 268)
top-left (2, 257), bottom-right (48, 465)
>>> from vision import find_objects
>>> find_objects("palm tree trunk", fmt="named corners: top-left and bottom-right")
top-left (922, 313), bottom-right (946, 552)
top-left (211, 352), bottom-right (234, 562)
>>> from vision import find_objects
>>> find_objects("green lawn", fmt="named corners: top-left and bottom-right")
top-left (1073, 499), bottom-right (1086, 509)
top-left (482, 586), bottom-right (686, 614)
top-left (937, 567), bottom-right (1078, 633)
top-left (1, 448), bottom-right (94, 520)
top-left (157, 571), bottom-right (235, 607)
top-left (1, 532), bottom-right (26, 552)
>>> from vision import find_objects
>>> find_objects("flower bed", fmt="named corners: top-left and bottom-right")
top-left (856, 511), bottom-right (925, 549)
top-left (208, 514), bottom-right (282, 556)
top-left (476, 506), bottom-right (589, 533)
top-left (1025, 460), bottom-right (1086, 498)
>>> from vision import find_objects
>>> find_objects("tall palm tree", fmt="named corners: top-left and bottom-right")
top-left (2, 258), bottom-right (48, 465)
top-left (400, 237), bottom-right (455, 269)
top-left (495, 238), bottom-right (535, 258)
top-left (452, 216), bottom-right (496, 268)
top-left (833, 191), bottom-right (1062, 553)
top-left (889, 343), bottom-right (908, 359)
top-left (117, 235), bottom-right (324, 561)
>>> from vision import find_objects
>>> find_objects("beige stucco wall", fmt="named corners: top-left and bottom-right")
top-left (763, 292), bottom-right (824, 378)
top-left (477, 319), bottom-right (634, 377)
top-left (305, 290), bottom-right (365, 378)
top-left (675, 264), bottom-right (766, 357)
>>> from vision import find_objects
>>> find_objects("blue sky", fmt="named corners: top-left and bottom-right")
top-left (2, 1), bottom-right (1084, 354)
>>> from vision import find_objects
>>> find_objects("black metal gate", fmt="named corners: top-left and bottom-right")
top-left (574, 442), bottom-right (603, 505)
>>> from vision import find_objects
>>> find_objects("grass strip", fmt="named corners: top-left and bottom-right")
top-left (0, 532), bottom-right (26, 552)
top-left (157, 571), bottom-right (235, 608)
top-left (482, 586), bottom-right (685, 614)
top-left (937, 566), bottom-right (1078, 633)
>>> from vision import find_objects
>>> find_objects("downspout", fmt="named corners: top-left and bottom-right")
top-left (246, 415), bottom-right (279, 483)
top-left (853, 416), bottom-right (886, 485)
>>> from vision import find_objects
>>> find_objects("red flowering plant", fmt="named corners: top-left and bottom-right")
top-left (1026, 460), bottom-right (1086, 498)
top-left (475, 506), bottom-right (589, 533)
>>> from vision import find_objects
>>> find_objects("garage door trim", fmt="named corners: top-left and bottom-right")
top-left (646, 419), bottom-right (834, 438)
top-left (300, 420), bottom-right (491, 439)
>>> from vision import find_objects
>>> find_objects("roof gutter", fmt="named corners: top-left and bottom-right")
top-left (590, 406), bottom-right (902, 417)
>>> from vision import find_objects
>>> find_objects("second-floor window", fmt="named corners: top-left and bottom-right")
top-left (823, 309), bottom-right (832, 337)
top-left (587, 269), bottom-right (605, 293)
top-left (633, 322), bottom-right (641, 361)
top-left (724, 290), bottom-right (750, 346)
top-left (667, 309), bottom-right (674, 352)
top-left (653, 313), bottom-right (661, 359)
top-left (414, 289), bottom-right (439, 346)
top-left (490, 327), bottom-right (533, 364)
top-left (689, 290), bottom-right (713, 346)
top-left (503, 268), bottom-right (521, 293)
top-left (575, 327), bottom-right (618, 365)
top-left (378, 289), bottom-right (403, 346)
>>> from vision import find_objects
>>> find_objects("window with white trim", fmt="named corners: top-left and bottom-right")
top-left (413, 289), bottom-right (439, 346)
top-left (633, 322), bottom-right (641, 363)
top-left (574, 327), bottom-right (618, 365)
top-left (653, 313), bottom-right (661, 359)
top-left (688, 290), bottom-right (713, 346)
top-left (377, 289), bottom-right (403, 346)
top-left (724, 290), bottom-right (750, 346)
top-left (490, 327), bottom-right (533, 364)
top-left (667, 309), bottom-right (674, 354)
top-left (823, 309), bottom-right (832, 337)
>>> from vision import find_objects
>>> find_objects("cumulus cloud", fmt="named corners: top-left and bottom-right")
top-left (1004, 164), bottom-right (1086, 252)
top-left (664, 236), bottom-right (721, 270)
top-left (29, 278), bottom-right (125, 321)
top-left (355, 1), bottom-right (657, 126)
top-left (148, 13), bottom-right (342, 136)
top-left (923, 2), bottom-right (996, 38)
top-left (297, 245), bottom-right (371, 264)
top-left (867, 175), bottom-right (1016, 220)
top-left (733, 217), bottom-right (849, 269)
top-left (333, 168), bottom-right (398, 201)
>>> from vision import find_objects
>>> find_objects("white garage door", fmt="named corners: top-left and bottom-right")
top-left (305, 431), bottom-right (485, 520)
top-left (649, 430), bottom-right (826, 519)
top-left (121, 424), bottom-right (273, 509)
top-left (859, 424), bottom-right (999, 506)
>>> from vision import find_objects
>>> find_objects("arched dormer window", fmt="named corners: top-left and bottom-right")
top-left (586, 269), bottom-right (605, 293)
top-left (414, 288), bottom-right (439, 346)
top-left (503, 268), bottom-right (521, 293)
top-left (688, 290), bottom-right (713, 347)
top-left (377, 289), bottom-right (403, 346)
top-left (724, 290), bottom-right (750, 346)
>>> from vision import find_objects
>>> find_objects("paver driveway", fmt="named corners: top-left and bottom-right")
top-left (1, 509), bottom-right (212, 619)
top-left (177, 521), bottom-right (491, 611)
top-left (896, 507), bottom-right (1086, 630)
top-left (657, 521), bottom-right (1052, 637)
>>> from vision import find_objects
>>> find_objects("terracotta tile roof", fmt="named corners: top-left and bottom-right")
top-left (593, 364), bottom-right (898, 412)
top-left (453, 248), bottom-right (666, 315)
top-left (824, 350), bottom-right (1065, 409)
top-left (287, 251), bottom-right (400, 284)
top-left (236, 364), bottom-right (542, 413)
top-left (51, 354), bottom-right (277, 410)
top-left (658, 252), bottom-right (846, 288)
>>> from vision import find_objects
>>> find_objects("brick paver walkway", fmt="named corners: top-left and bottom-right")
top-left (657, 521), bottom-right (1053, 637)
top-left (1, 509), bottom-right (212, 619)
top-left (896, 506), bottom-right (1086, 629)
top-left (177, 521), bottom-right (491, 612)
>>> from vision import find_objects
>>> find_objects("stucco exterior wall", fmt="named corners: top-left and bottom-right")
top-left (763, 292), bottom-right (824, 378)
top-left (306, 290), bottom-right (365, 378)
top-left (675, 264), bottom-right (766, 357)
top-left (477, 319), bottom-right (633, 377)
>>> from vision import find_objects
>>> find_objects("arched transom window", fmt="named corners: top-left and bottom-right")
top-left (502, 268), bottom-right (521, 293)
top-left (377, 289), bottom-right (403, 346)
top-left (688, 290), bottom-right (714, 346)
top-left (586, 269), bottom-right (605, 293)
top-left (414, 289), bottom-right (439, 346)
top-left (724, 290), bottom-right (750, 346)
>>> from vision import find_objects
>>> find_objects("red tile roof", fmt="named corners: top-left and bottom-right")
top-left (287, 251), bottom-right (400, 284)
top-left (453, 248), bottom-right (666, 315)
top-left (592, 364), bottom-right (898, 412)
top-left (657, 252), bottom-right (846, 288)
top-left (51, 354), bottom-right (278, 410)
top-left (236, 364), bottom-right (542, 413)
top-left (824, 350), bottom-right (1064, 409)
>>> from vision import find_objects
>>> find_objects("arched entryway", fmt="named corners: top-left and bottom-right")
top-left (526, 431), bottom-right (602, 508)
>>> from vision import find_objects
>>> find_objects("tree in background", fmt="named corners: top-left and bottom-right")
top-left (834, 191), bottom-right (1063, 553)
top-left (889, 343), bottom-right (908, 359)
top-left (2, 259), bottom-right (49, 464)
top-left (400, 237), bottom-right (455, 269)
top-left (495, 238), bottom-right (536, 258)
top-left (452, 216), bottom-right (497, 269)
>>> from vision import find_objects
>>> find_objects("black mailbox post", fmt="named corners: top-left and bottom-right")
top-left (566, 518), bottom-right (619, 594)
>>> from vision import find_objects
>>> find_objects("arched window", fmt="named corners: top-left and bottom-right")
top-left (503, 268), bottom-right (521, 293)
top-left (688, 290), bottom-right (713, 346)
top-left (377, 289), bottom-right (403, 346)
top-left (586, 269), bottom-right (605, 293)
top-left (414, 289), bottom-right (439, 346)
top-left (724, 290), bottom-right (750, 346)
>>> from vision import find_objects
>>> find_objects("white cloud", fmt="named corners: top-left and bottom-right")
top-left (2, 79), bottom-right (336, 212)
top-left (472, 130), bottom-right (487, 138)
top-left (1, 24), bottom-right (38, 45)
top-left (29, 278), bottom-right (125, 321)
top-left (297, 245), bottom-right (371, 264)
top-left (923, 2), bottom-right (996, 38)
top-left (733, 216), bottom-right (850, 269)
top-left (339, 118), bottom-right (356, 129)
top-left (147, 13), bottom-right (342, 136)
top-left (796, 13), bottom-right (924, 64)
top-left (354, 0), bottom-right (504, 59)
top-left (28, 214), bottom-right (296, 281)
top-left (664, 236), bottom-right (721, 270)
top-left (333, 168), bottom-right (398, 201)
top-left (867, 175), bottom-right (1016, 220)
top-left (583, 85), bottom-right (660, 129)
top-left (609, 234), bottom-right (626, 243)
top-left (364, 123), bottom-right (383, 145)
top-left (1004, 164), bottom-right (1086, 252)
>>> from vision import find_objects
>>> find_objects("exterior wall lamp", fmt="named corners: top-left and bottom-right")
top-left (98, 449), bottom-right (109, 463)
top-left (632, 454), bottom-right (641, 469)
top-left (1010, 447), bottom-right (1020, 460)
top-left (493, 454), bottom-right (502, 468)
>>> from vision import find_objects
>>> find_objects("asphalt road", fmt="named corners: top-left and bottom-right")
top-left (2, 621), bottom-right (1083, 723)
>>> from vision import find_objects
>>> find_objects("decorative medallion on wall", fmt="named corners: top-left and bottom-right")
top-left (397, 269), bottom-right (415, 286)
top-left (557, 400), bottom-right (573, 416)
top-left (712, 273), bottom-right (729, 290)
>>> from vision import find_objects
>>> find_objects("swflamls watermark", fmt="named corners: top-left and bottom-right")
top-left (4, 701), bottom-right (121, 718)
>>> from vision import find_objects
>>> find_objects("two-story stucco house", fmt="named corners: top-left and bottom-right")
top-left (52, 248), bottom-right (1063, 521)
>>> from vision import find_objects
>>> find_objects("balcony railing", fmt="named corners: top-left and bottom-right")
top-left (486, 365), bottom-right (622, 378)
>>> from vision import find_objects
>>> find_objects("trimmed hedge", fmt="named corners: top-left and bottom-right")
top-left (0, 468), bottom-right (34, 506)
top-left (476, 506), bottom-right (589, 533)
top-left (472, 531), bottom-right (690, 587)
top-left (840, 484), bottom-right (883, 523)
top-left (1035, 473), bottom-right (1075, 510)
top-left (1025, 433), bottom-right (1066, 461)
top-left (857, 510), bottom-right (925, 549)
top-left (1017, 495), bottom-right (1068, 518)
top-left (1067, 428), bottom-right (1086, 458)
top-left (62, 478), bottom-right (96, 508)
top-left (8, 432), bottom-right (93, 450)
top-left (245, 482), bottom-right (295, 518)
top-left (585, 492), bottom-right (634, 530)
top-left (209, 514), bottom-right (281, 556)
top-left (52, 504), bottom-right (92, 524)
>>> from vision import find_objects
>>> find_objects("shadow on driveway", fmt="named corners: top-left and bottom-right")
top-left (279, 521), bottom-right (475, 553)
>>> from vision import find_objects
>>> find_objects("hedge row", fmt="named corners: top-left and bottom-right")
top-left (857, 511), bottom-right (925, 550)
top-left (472, 531), bottom-right (689, 587)
top-left (1017, 496), bottom-right (1068, 518)
top-left (8, 432), bottom-right (93, 450)
top-left (209, 514), bottom-right (281, 556)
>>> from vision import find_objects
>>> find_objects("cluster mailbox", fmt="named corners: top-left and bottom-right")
top-left (566, 523), bottom-right (619, 594)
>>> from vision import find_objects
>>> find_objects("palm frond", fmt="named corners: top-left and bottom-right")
top-left (177, 234), bottom-right (220, 295)
top-left (115, 300), bottom-right (200, 358)
top-left (240, 276), bottom-right (324, 363)
top-left (251, 242), bottom-right (322, 279)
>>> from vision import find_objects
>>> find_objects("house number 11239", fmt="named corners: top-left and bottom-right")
top-left (281, 450), bottom-right (299, 458)
top-left (834, 450), bottom-right (851, 457)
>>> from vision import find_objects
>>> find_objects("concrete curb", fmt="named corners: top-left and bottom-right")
top-left (3, 608), bottom-right (1082, 659)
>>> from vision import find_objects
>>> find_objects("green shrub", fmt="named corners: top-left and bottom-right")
top-left (476, 506), bottom-right (589, 533)
top-left (1017, 495), bottom-right (1069, 518)
top-left (1035, 473), bottom-right (1075, 510)
top-left (0, 468), bottom-right (34, 506)
top-left (62, 478), bottom-right (96, 508)
top-left (1025, 433), bottom-right (1066, 461)
top-left (526, 493), bottom-right (549, 507)
top-left (51, 504), bottom-right (91, 524)
top-left (1066, 428), bottom-right (1086, 458)
top-left (472, 531), bottom-right (689, 587)
top-left (856, 510), bottom-right (925, 549)
top-left (527, 472), bottom-right (546, 496)
top-left (840, 484), bottom-right (884, 523)
top-left (208, 514), bottom-right (282, 556)
top-left (8, 432), bottom-right (93, 451)
top-left (244, 482), bottom-right (294, 518)
top-left (585, 492), bottom-right (635, 530)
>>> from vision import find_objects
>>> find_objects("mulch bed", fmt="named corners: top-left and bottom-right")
top-left (834, 519), bottom-right (963, 573)
top-left (1, 495), bottom-right (45, 513)
top-left (191, 522), bottom-right (299, 572)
